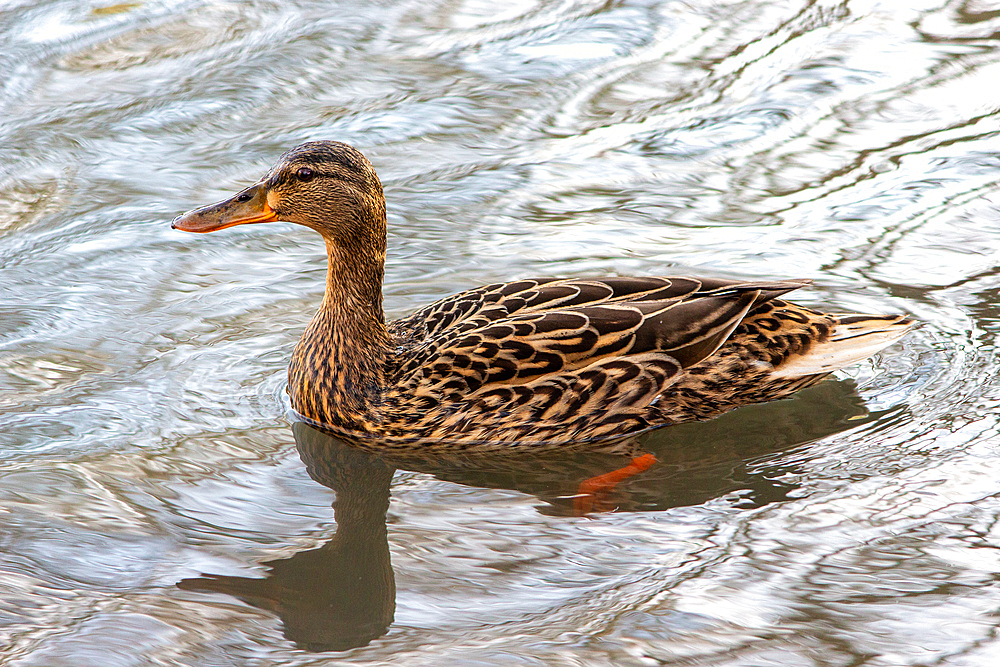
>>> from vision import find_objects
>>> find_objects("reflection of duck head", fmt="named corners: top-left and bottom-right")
top-left (179, 422), bottom-right (395, 652)
top-left (177, 377), bottom-right (877, 652)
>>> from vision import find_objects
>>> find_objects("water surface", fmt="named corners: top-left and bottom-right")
top-left (2, 0), bottom-right (1000, 664)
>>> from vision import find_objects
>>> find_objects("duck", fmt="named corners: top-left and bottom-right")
top-left (172, 141), bottom-right (914, 455)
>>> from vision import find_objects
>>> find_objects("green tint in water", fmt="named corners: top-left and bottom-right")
top-left (1, 0), bottom-right (999, 664)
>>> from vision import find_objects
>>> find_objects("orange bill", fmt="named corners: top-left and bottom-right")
top-left (172, 183), bottom-right (277, 233)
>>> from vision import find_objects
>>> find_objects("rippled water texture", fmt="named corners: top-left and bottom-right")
top-left (3, 0), bottom-right (1000, 664)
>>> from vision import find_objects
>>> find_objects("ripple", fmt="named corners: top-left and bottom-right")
top-left (3, 0), bottom-right (1000, 663)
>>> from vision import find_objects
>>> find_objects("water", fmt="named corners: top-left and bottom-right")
top-left (2, 0), bottom-right (999, 663)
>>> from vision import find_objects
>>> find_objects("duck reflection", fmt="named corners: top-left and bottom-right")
top-left (179, 379), bottom-right (878, 652)
top-left (178, 433), bottom-right (395, 651)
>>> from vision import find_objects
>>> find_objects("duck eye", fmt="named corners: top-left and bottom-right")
top-left (296, 167), bottom-right (314, 182)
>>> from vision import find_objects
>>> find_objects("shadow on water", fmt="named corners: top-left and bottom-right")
top-left (178, 378), bottom-right (883, 652)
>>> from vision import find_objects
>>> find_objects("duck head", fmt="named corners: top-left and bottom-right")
top-left (172, 141), bottom-right (386, 254)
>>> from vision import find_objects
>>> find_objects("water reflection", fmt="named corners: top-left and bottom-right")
top-left (179, 426), bottom-right (396, 652)
top-left (179, 378), bottom-right (876, 652)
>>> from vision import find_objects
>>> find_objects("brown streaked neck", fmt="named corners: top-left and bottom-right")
top-left (289, 236), bottom-right (392, 431)
top-left (320, 237), bottom-right (389, 329)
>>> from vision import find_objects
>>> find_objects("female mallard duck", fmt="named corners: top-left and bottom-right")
top-left (173, 141), bottom-right (913, 452)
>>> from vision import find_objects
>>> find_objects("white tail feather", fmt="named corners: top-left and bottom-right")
top-left (770, 316), bottom-right (914, 379)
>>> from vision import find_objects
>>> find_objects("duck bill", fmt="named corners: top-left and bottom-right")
top-left (171, 184), bottom-right (277, 233)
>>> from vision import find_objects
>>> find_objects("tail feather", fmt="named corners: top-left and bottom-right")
top-left (770, 314), bottom-right (915, 379)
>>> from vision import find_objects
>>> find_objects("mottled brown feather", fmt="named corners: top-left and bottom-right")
top-left (173, 141), bottom-right (914, 451)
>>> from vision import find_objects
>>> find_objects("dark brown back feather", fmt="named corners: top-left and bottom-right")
top-left (375, 277), bottom-right (813, 444)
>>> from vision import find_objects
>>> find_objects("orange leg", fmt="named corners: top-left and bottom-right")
top-left (574, 453), bottom-right (657, 515)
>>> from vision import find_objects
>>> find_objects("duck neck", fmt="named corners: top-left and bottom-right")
top-left (289, 238), bottom-right (392, 431)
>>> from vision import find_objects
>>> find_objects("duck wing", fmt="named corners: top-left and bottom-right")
top-left (383, 279), bottom-right (808, 444)
top-left (388, 276), bottom-right (810, 344)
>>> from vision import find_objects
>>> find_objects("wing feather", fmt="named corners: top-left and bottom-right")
top-left (382, 278), bottom-right (808, 439)
top-left (388, 276), bottom-right (807, 345)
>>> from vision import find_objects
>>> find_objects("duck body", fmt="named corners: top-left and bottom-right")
top-left (174, 141), bottom-right (913, 451)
